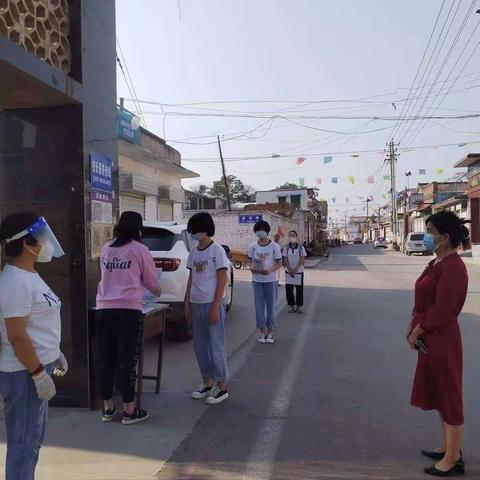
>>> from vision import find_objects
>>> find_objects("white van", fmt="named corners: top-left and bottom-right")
top-left (405, 232), bottom-right (433, 256)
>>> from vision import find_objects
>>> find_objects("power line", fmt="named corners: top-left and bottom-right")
top-left (402, 1), bottom-right (478, 146)
top-left (396, 0), bottom-right (460, 142)
top-left (389, 0), bottom-right (447, 141)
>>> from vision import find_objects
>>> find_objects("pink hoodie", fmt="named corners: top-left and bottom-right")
top-left (96, 240), bottom-right (160, 310)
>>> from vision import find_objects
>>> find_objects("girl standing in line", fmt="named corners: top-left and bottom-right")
top-left (248, 220), bottom-right (282, 344)
top-left (283, 231), bottom-right (306, 313)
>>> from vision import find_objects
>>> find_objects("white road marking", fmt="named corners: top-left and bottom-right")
top-left (241, 290), bottom-right (316, 480)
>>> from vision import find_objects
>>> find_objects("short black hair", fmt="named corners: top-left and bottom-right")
top-left (253, 220), bottom-right (271, 234)
top-left (288, 230), bottom-right (299, 237)
top-left (187, 212), bottom-right (215, 237)
top-left (426, 211), bottom-right (467, 249)
top-left (0, 212), bottom-right (39, 257)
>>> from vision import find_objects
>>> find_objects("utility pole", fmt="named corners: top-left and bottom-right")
top-left (366, 198), bottom-right (371, 242)
top-left (217, 135), bottom-right (232, 211)
top-left (344, 210), bottom-right (348, 241)
top-left (404, 171), bottom-right (412, 251)
top-left (387, 139), bottom-right (399, 248)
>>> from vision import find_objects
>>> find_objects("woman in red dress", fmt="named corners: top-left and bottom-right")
top-left (407, 211), bottom-right (469, 477)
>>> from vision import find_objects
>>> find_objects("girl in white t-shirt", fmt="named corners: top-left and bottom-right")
top-left (282, 231), bottom-right (306, 313)
top-left (0, 212), bottom-right (68, 480)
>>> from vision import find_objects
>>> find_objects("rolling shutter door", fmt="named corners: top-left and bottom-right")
top-left (120, 194), bottom-right (145, 218)
top-left (158, 201), bottom-right (173, 221)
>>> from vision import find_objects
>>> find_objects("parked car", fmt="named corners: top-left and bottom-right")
top-left (373, 237), bottom-right (388, 249)
top-left (405, 232), bottom-right (433, 256)
top-left (141, 222), bottom-right (234, 340)
top-left (353, 238), bottom-right (363, 244)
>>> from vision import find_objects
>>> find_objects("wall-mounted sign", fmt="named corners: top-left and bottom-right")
top-left (91, 190), bottom-right (113, 224)
top-left (117, 107), bottom-right (140, 144)
top-left (90, 151), bottom-right (113, 193)
top-left (239, 214), bottom-right (263, 224)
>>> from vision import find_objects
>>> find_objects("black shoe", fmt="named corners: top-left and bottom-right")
top-left (422, 451), bottom-right (463, 462)
top-left (101, 408), bottom-right (116, 423)
top-left (206, 387), bottom-right (229, 405)
top-left (122, 408), bottom-right (149, 425)
top-left (424, 462), bottom-right (465, 477)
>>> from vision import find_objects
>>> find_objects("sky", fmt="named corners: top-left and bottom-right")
top-left (116, 0), bottom-right (480, 222)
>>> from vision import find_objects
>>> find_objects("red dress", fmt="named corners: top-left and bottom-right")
top-left (410, 253), bottom-right (468, 426)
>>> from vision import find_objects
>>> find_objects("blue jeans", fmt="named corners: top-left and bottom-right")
top-left (191, 300), bottom-right (228, 384)
top-left (0, 363), bottom-right (55, 480)
top-left (253, 281), bottom-right (278, 330)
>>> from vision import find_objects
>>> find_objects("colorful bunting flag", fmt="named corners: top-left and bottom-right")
top-left (315, 177), bottom-right (322, 185)
top-left (419, 169), bottom-right (426, 175)
top-left (368, 176), bottom-right (375, 184)
top-left (332, 197), bottom-right (336, 203)
top-left (296, 157), bottom-right (306, 165)
top-left (299, 178), bottom-right (305, 187)
top-left (436, 169), bottom-right (444, 174)
top-left (348, 176), bottom-right (355, 185)
top-left (331, 177), bottom-right (338, 184)
top-left (382, 194), bottom-right (387, 199)
top-left (324, 156), bottom-right (333, 164)
top-left (383, 175), bottom-right (391, 181)
top-left (368, 195), bottom-right (374, 201)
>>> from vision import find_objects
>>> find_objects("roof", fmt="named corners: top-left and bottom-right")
top-left (143, 221), bottom-right (186, 234)
top-left (454, 153), bottom-right (480, 168)
top-left (256, 189), bottom-right (309, 194)
top-left (433, 194), bottom-right (468, 209)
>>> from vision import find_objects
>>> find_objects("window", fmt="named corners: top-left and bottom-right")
top-left (290, 194), bottom-right (301, 209)
top-left (278, 196), bottom-right (287, 205)
top-left (410, 233), bottom-right (425, 241)
top-left (142, 228), bottom-right (185, 251)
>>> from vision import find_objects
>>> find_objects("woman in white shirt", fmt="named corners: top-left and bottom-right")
top-left (0, 212), bottom-right (68, 480)
top-left (282, 231), bottom-right (306, 313)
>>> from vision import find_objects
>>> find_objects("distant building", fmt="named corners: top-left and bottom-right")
top-left (183, 189), bottom-right (228, 212)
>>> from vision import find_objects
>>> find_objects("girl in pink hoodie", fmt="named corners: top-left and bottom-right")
top-left (96, 212), bottom-right (161, 425)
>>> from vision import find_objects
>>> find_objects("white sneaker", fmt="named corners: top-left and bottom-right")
top-left (266, 333), bottom-right (275, 344)
top-left (296, 307), bottom-right (303, 314)
top-left (258, 333), bottom-right (267, 344)
top-left (288, 306), bottom-right (296, 313)
top-left (206, 386), bottom-right (229, 405)
top-left (191, 384), bottom-right (213, 399)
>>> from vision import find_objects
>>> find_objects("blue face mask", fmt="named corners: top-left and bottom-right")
top-left (191, 232), bottom-right (205, 242)
top-left (423, 233), bottom-right (438, 252)
top-left (256, 231), bottom-right (268, 240)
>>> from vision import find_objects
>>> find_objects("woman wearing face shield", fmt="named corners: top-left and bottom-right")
top-left (0, 212), bottom-right (68, 480)
top-left (406, 211), bottom-right (469, 477)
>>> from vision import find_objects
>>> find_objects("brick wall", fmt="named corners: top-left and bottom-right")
top-left (183, 210), bottom-right (300, 251)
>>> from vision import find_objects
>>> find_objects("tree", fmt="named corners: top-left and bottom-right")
top-left (209, 175), bottom-right (255, 203)
top-left (191, 184), bottom-right (209, 195)
top-left (274, 182), bottom-right (300, 191)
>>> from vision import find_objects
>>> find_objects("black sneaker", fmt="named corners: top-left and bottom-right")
top-left (101, 408), bottom-right (116, 423)
top-left (191, 384), bottom-right (213, 399)
top-left (206, 387), bottom-right (229, 405)
top-left (122, 408), bottom-right (149, 425)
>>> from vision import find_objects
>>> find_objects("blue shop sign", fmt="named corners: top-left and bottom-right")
top-left (117, 107), bottom-right (140, 144)
top-left (239, 214), bottom-right (263, 224)
top-left (90, 151), bottom-right (113, 192)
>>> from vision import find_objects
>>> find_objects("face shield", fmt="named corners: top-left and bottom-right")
top-left (5, 217), bottom-right (65, 258)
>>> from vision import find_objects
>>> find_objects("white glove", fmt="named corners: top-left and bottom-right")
top-left (32, 370), bottom-right (56, 401)
top-left (53, 352), bottom-right (69, 377)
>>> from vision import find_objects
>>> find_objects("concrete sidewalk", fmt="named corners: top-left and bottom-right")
top-left (0, 280), bottom-right (259, 480)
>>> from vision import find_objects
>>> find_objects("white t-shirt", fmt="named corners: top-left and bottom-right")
top-left (187, 242), bottom-right (230, 304)
top-left (0, 265), bottom-right (61, 372)
top-left (248, 240), bottom-right (282, 283)
top-left (282, 243), bottom-right (307, 274)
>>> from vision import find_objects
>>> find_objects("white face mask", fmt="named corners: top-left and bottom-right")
top-left (36, 241), bottom-right (55, 263)
top-left (289, 236), bottom-right (298, 243)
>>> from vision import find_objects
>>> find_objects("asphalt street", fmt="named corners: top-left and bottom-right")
top-left (154, 245), bottom-right (480, 480)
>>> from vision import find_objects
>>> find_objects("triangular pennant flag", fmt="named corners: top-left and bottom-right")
top-left (331, 177), bottom-right (338, 184)
top-left (299, 178), bottom-right (305, 187)
top-left (383, 175), bottom-right (391, 181)
top-left (315, 177), bottom-right (322, 185)
top-left (324, 156), bottom-right (333, 164)
top-left (368, 195), bottom-right (374, 201)
top-left (348, 176), bottom-right (355, 185)
top-left (419, 169), bottom-right (426, 175)
top-left (368, 176), bottom-right (375, 184)
top-left (436, 169), bottom-right (444, 174)
top-left (296, 157), bottom-right (306, 165)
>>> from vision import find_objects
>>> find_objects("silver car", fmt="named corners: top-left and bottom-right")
top-left (406, 232), bottom-right (433, 256)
